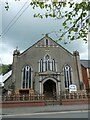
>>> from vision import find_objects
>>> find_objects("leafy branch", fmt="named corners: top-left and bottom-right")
top-left (30, 0), bottom-right (90, 43)
top-left (4, 0), bottom-right (90, 43)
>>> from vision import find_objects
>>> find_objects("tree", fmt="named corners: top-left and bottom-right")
top-left (0, 64), bottom-right (12, 75)
top-left (4, 0), bottom-right (90, 44)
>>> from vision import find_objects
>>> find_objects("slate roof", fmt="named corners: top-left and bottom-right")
top-left (80, 60), bottom-right (90, 68)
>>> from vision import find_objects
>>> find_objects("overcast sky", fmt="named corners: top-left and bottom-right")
top-left (0, 0), bottom-right (88, 65)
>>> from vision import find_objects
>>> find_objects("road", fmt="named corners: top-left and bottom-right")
top-left (2, 110), bottom-right (89, 118)
top-left (1, 104), bottom-right (89, 120)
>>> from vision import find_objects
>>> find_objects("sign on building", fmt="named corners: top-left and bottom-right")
top-left (69, 84), bottom-right (77, 93)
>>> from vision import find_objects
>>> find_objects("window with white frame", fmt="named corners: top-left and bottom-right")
top-left (52, 59), bottom-right (55, 71)
top-left (39, 55), bottom-right (56, 72)
top-left (21, 65), bottom-right (32, 89)
top-left (40, 59), bottom-right (43, 72)
top-left (64, 65), bottom-right (72, 89)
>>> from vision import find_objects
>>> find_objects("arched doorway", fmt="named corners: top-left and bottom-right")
top-left (43, 79), bottom-right (56, 98)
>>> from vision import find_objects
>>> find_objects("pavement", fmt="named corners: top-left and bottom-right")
top-left (1, 104), bottom-right (89, 116)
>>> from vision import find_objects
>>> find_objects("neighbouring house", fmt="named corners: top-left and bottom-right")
top-left (80, 60), bottom-right (90, 91)
top-left (2, 71), bottom-right (12, 94)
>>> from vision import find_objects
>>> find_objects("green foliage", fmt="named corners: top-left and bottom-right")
top-left (5, 2), bottom-right (9, 11)
top-left (30, 0), bottom-right (89, 43)
top-left (0, 67), bottom-right (2, 74)
top-left (0, 64), bottom-right (12, 75)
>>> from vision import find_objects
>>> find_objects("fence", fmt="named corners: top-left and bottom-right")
top-left (62, 92), bottom-right (90, 100)
top-left (1, 92), bottom-right (90, 102)
top-left (1, 94), bottom-right (45, 102)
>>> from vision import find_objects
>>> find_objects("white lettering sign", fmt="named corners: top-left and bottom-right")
top-left (69, 84), bottom-right (77, 93)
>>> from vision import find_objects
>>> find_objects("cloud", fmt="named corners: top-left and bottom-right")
top-left (79, 42), bottom-right (88, 60)
top-left (0, 43), bottom-right (13, 64)
top-left (80, 50), bottom-right (88, 60)
top-left (1, 0), bottom-right (89, 65)
top-left (56, 38), bottom-right (88, 60)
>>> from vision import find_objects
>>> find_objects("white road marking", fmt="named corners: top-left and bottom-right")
top-left (3, 110), bottom-right (89, 117)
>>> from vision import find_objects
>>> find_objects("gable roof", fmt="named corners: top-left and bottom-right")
top-left (20, 35), bottom-right (73, 56)
top-left (80, 60), bottom-right (90, 68)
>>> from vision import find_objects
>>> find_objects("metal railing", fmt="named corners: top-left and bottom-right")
top-left (62, 92), bottom-right (90, 100)
top-left (1, 94), bottom-right (45, 102)
top-left (1, 92), bottom-right (90, 102)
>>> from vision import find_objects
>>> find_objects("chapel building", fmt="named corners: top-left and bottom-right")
top-left (4, 34), bottom-right (84, 96)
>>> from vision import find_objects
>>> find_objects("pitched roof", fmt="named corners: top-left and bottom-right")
top-left (3, 70), bottom-right (12, 83)
top-left (20, 35), bottom-right (73, 56)
top-left (80, 60), bottom-right (90, 68)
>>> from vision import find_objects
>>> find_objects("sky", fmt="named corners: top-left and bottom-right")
top-left (0, 0), bottom-right (88, 65)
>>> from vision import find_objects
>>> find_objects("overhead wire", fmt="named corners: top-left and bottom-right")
top-left (2, 1), bottom-right (30, 37)
top-left (2, 1), bottom-right (28, 34)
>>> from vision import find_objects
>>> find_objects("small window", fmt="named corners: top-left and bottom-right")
top-left (46, 39), bottom-right (48, 46)
top-left (45, 55), bottom-right (49, 60)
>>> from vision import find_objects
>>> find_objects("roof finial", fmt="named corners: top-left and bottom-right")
top-left (13, 46), bottom-right (20, 56)
top-left (45, 33), bottom-right (48, 37)
top-left (16, 46), bottom-right (18, 50)
top-left (42, 33), bottom-right (49, 37)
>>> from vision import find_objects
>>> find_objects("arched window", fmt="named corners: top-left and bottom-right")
top-left (46, 39), bottom-right (48, 46)
top-left (21, 65), bottom-right (32, 89)
top-left (48, 60), bottom-right (50, 70)
top-left (64, 65), bottom-right (72, 89)
top-left (40, 59), bottom-right (43, 72)
top-left (45, 55), bottom-right (50, 71)
top-left (52, 59), bottom-right (55, 71)
top-left (39, 55), bottom-right (57, 72)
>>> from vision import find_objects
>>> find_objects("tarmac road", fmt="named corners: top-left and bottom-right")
top-left (0, 104), bottom-right (89, 120)
top-left (2, 110), bottom-right (89, 118)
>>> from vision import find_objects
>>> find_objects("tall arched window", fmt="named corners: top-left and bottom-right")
top-left (45, 55), bottom-right (50, 71)
top-left (52, 59), bottom-right (55, 71)
top-left (21, 65), bottom-right (32, 89)
top-left (40, 59), bottom-right (43, 72)
top-left (64, 65), bottom-right (72, 89)
top-left (48, 60), bottom-right (50, 70)
top-left (46, 39), bottom-right (48, 46)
